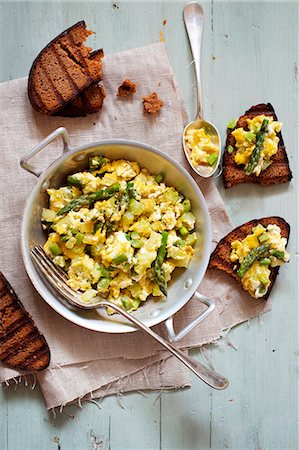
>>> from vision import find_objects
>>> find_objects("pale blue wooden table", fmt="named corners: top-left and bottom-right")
top-left (0, 1), bottom-right (298, 449)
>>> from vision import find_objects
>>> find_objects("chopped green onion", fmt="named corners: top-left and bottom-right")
top-left (207, 153), bottom-right (218, 166)
top-left (131, 239), bottom-right (142, 249)
top-left (121, 296), bottom-right (140, 311)
top-left (131, 232), bottom-right (140, 240)
top-left (125, 233), bottom-right (131, 241)
top-left (99, 267), bottom-right (110, 278)
top-left (76, 232), bottom-right (84, 245)
top-left (245, 131), bottom-right (255, 142)
top-left (258, 233), bottom-right (269, 244)
top-left (128, 199), bottom-right (143, 216)
top-left (114, 254), bottom-right (128, 265)
top-left (260, 257), bottom-right (271, 266)
top-left (174, 239), bottom-right (186, 247)
top-left (227, 118), bottom-right (237, 130)
top-left (179, 226), bottom-right (189, 237)
top-left (49, 243), bottom-right (62, 256)
top-left (155, 174), bottom-right (164, 183)
top-left (182, 199), bottom-right (191, 212)
top-left (98, 278), bottom-right (111, 289)
top-left (67, 175), bottom-right (83, 188)
top-left (227, 145), bottom-right (234, 154)
top-left (60, 235), bottom-right (69, 242)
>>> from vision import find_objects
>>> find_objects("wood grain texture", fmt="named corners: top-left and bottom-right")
top-left (0, 1), bottom-right (298, 449)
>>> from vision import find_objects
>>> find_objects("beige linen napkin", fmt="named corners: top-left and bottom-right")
top-left (0, 43), bottom-right (271, 409)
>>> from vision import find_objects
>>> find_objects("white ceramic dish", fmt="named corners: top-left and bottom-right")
top-left (20, 127), bottom-right (213, 336)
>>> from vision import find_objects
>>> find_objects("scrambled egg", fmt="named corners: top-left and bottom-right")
top-left (184, 127), bottom-right (219, 175)
top-left (232, 115), bottom-right (282, 176)
top-left (230, 224), bottom-right (289, 298)
top-left (42, 157), bottom-right (197, 313)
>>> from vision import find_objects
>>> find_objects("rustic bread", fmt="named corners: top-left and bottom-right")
top-left (0, 272), bottom-right (50, 371)
top-left (56, 49), bottom-right (105, 117)
top-left (28, 21), bottom-right (103, 115)
top-left (222, 103), bottom-right (292, 188)
top-left (208, 217), bottom-right (290, 300)
top-left (57, 83), bottom-right (106, 117)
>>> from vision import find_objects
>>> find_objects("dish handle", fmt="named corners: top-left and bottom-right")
top-left (164, 292), bottom-right (215, 343)
top-left (20, 127), bottom-right (72, 177)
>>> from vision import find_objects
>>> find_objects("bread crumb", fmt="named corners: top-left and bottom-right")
top-left (117, 79), bottom-right (136, 97)
top-left (143, 92), bottom-right (164, 115)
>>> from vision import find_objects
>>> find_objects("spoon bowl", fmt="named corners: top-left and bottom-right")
top-left (183, 117), bottom-right (221, 178)
top-left (183, 2), bottom-right (222, 178)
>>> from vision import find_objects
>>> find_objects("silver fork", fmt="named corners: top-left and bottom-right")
top-left (31, 245), bottom-right (229, 390)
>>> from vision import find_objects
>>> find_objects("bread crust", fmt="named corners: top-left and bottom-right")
top-left (0, 272), bottom-right (50, 371)
top-left (117, 79), bottom-right (136, 97)
top-left (208, 217), bottom-right (290, 300)
top-left (222, 103), bottom-right (292, 189)
top-left (143, 92), bottom-right (164, 114)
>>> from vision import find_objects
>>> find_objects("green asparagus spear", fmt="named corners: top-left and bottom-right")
top-left (113, 254), bottom-right (128, 265)
top-left (153, 231), bottom-right (168, 296)
top-left (67, 175), bottom-right (83, 188)
top-left (244, 118), bottom-right (269, 175)
top-left (237, 243), bottom-right (271, 278)
top-left (271, 249), bottom-right (285, 259)
top-left (123, 181), bottom-right (135, 203)
top-left (57, 184), bottom-right (120, 216)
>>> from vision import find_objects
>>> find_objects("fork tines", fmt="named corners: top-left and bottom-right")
top-left (30, 245), bottom-right (81, 302)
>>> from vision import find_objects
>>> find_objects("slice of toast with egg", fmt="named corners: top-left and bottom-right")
top-left (222, 103), bottom-right (292, 189)
top-left (208, 217), bottom-right (290, 300)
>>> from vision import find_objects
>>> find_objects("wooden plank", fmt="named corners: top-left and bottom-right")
top-left (4, 381), bottom-right (111, 450)
top-left (108, 392), bottom-right (160, 449)
top-left (0, 388), bottom-right (8, 450)
top-left (209, 2), bottom-right (298, 449)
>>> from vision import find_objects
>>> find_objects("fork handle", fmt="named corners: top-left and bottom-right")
top-left (100, 301), bottom-right (229, 390)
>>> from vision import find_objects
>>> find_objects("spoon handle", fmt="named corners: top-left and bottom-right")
top-left (99, 301), bottom-right (229, 390)
top-left (183, 2), bottom-right (204, 119)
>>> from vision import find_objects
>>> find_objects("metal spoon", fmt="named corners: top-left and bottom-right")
top-left (182, 2), bottom-right (221, 178)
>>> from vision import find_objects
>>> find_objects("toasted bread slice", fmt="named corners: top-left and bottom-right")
top-left (56, 49), bottom-right (106, 117)
top-left (223, 103), bottom-right (292, 189)
top-left (28, 21), bottom-right (103, 115)
top-left (0, 272), bottom-right (50, 371)
top-left (208, 217), bottom-right (290, 300)
top-left (56, 83), bottom-right (106, 117)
